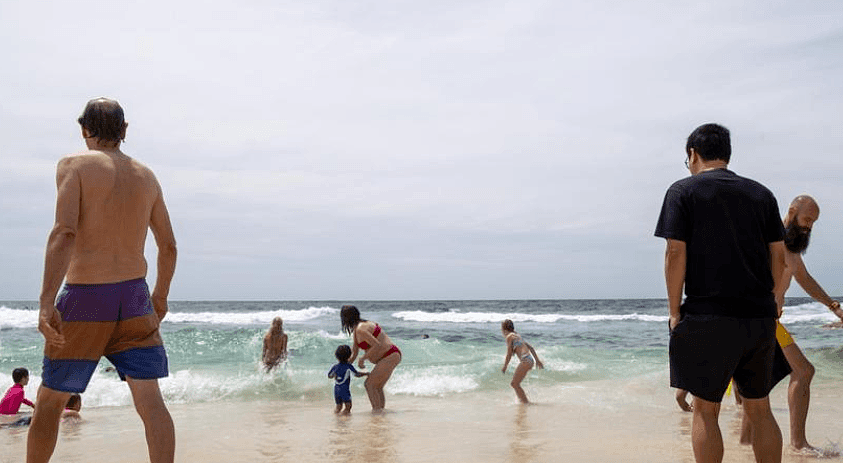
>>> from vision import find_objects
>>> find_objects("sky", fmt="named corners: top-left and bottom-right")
top-left (1, 0), bottom-right (842, 300)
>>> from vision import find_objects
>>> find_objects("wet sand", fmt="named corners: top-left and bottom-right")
top-left (2, 376), bottom-right (841, 462)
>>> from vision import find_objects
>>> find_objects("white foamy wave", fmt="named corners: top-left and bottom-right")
top-left (164, 306), bottom-right (337, 325)
top-left (387, 372), bottom-right (479, 396)
top-left (38, 369), bottom-right (267, 407)
top-left (543, 360), bottom-right (588, 373)
top-left (784, 302), bottom-right (826, 311)
top-left (391, 310), bottom-right (669, 324)
top-left (0, 306), bottom-right (38, 329)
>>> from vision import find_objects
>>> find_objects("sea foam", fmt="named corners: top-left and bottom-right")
top-left (391, 310), bottom-right (669, 323)
top-left (164, 306), bottom-right (337, 325)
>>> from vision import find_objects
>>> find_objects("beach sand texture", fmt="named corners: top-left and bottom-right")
top-left (3, 375), bottom-right (841, 463)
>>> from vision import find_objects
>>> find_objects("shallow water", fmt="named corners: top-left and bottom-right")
top-left (1, 298), bottom-right (841, 409)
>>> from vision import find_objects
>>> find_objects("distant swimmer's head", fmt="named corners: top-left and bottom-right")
top-left (784, 195), bottom-right (818, 254)
top-left (685, 123), bottom-right (730, 173)
top-left (271, 316), bottom-right (283, 332)
top-left (77, 97), bottom-right (127, 146)
top-left (340, 305), bottom-right (364, 335)
top-left (501, 319), bottom-right (515, 334)
top-left (335, 344), bottom-right (352, 363)
top-left (65, 394), bottom-right (82, 412)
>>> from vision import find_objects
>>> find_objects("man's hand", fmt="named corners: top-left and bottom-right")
top-left (38, 303), bottom-right (65, 349)
top-left (151, 293), bottom-right (168, 323)
top-left (358, 358), bottom-right (366, 369)
top-left (669, 314), bottom-right (681, 331)
top-left (830, 301), bottom-right (843, 322)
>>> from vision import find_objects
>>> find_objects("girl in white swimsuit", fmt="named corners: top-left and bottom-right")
top-left (501, 319), bottom-right (544, 403)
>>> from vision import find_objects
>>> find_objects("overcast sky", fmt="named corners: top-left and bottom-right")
top-left (1, 0), bottom-right (841, 300)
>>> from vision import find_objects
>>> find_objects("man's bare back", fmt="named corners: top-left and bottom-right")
top-left (59, 150), bottom-right (166, 284)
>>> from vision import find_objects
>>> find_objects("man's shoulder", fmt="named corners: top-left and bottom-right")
top-left (60, 151), bottom-right (154, 173)
top-left (727, 169), bottom-right (764, 184)
top-left (664, 175), bottom-right (697, 194)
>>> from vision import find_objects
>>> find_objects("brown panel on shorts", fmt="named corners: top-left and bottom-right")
top-left (104, 312), bottom-right (164, 356)
top-left (44, 321), bottom-right (117, 360)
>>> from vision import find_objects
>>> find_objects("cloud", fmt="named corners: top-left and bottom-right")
top-left (2, 0), bottom-right (842, 299)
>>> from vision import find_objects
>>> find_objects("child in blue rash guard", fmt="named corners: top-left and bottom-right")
top-left (328, 345), bottom-right (368, 415)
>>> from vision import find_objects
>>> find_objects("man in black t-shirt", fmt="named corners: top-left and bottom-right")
top-left (655, 123), bottom-right (787, 463)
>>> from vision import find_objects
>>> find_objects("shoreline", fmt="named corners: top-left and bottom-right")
top-left (2, 375), bottom-right (841, 462)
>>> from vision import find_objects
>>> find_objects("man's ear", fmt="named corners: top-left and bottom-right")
top-left (81, 127), bottom-right (92, 139)
top-left (688, 148), bottom-right (698, 164)
top-left (120, 122), bottom-right (128, 140)
top-left (784, 205), bottom-right (798, 225)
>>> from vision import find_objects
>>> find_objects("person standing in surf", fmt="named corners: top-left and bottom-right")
top-left (341, 305), bottom-right (401, 411)
top-left (30, 98), bottom-right (177, 463)
top-left (656, 123), bottom-right (786, 463)
top-left (262, 317), bottom-right (288, 372)
top-left (737, 194), bottom-right (843, 453)
top-left (501, 319), bottom-right (543, 403)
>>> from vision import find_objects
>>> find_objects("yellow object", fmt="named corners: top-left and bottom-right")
top-left (776, 321), bottom-right (794, 348)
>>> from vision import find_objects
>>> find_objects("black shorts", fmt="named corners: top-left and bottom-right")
top-left (669, 314), bottom-right (788, 403)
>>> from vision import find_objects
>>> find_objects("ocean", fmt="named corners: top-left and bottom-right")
top-left (1, 298), bottom-right (842, 410)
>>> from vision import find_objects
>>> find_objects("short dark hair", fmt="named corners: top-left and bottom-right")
top-left (335, 345), bottom-right (352, 363)
top-left (12, 368), bottom-right (28, 383)
top-left (686, 123), bottom-right (731, 163)
top-left (77, 97), bottom-right (126, 142)
top-left (340, 305), bottom-right (364, 335)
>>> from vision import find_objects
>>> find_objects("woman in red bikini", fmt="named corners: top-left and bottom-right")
top-left (341, 305), bottom-right (401, 411)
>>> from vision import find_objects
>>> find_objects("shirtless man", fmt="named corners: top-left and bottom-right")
top-left (28, 98), bottom-right (177, 463)
top-left (262, 317), bottom-right (288, 372)
top-left (740, 195), bottom-right (843, 452)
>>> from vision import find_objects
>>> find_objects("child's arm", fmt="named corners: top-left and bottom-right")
top-left (328, 366), bottom-right (336, 379)
top-left (527, 343), bottom-right (544, 369)
top-left (23, 396), bottom-right (34, 408)
top-left (502, 336), bottom-right (513, 373)
top-left (350, 365), bottom-right (368, 379)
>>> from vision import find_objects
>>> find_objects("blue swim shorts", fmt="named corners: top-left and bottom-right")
top-left (41, 278), bottom-right (169, 393)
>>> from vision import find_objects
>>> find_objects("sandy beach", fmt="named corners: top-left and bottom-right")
top-left (3, 371), bottom-right (841, 463)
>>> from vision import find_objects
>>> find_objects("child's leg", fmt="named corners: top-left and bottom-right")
top-left (335, 402), bottom-right (343, 414)
top-left (342, 401), bottom-right (352, 415)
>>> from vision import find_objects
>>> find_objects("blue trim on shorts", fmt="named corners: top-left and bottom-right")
top-left (106, 345), bottom-right (169, 381)
top-left (41, 357), bottom-right (98, 393)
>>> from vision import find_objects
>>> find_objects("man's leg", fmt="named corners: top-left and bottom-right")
top-left (691, 397), bottom-right (723, 463)
top-left (26, 386), bottom-right (71, 463)
top-left (742, 396), bottom-right (782, 463)
top-left (127, 377), bottom-right (175, 463)
top-left (781, 342), bottom-right (815, 449)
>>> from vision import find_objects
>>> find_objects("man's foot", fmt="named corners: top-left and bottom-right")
top-left (790, 443), bottom-right (840, 458)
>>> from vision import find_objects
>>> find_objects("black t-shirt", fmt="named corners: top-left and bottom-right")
top-left (655, 169), bottom-right (784, 318)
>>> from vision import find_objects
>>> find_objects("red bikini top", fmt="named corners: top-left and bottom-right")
top-left (356, 324), bottom-right (381, 350)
